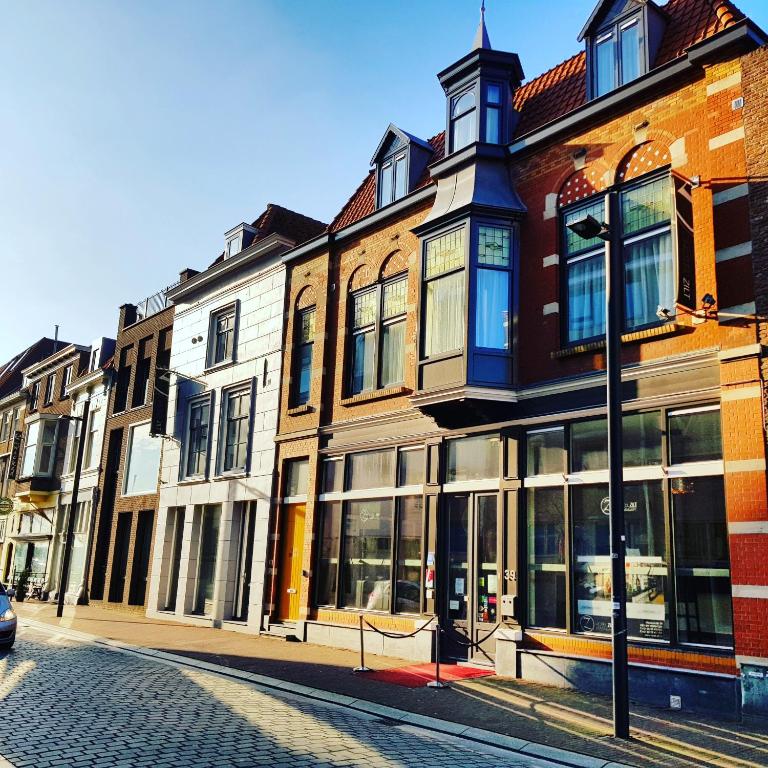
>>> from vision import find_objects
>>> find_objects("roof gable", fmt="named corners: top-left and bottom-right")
top-left (370, 124), bottom-right (433, 166)
top-left (578, 0), bottom-right (653, 41)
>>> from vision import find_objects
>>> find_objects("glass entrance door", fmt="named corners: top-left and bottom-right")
top-left (442, 493), bottom-right (500, 662)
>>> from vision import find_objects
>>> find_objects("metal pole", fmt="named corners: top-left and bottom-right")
top-left (56, 399), bottom-right (90, 619)
top-left (353, 614), bottom-right (372, 672)
top-left (427, 623), bottom-right (449, 688)
top-left (605, 190), bottom-right (630, 739)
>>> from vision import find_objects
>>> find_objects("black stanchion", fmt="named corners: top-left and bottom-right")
top-left (427, 623), bottom-right (449, 689)
top-left (353, 614), bottom-right (372, 673)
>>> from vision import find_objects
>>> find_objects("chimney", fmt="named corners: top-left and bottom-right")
top-left (119, 303), bottom-right (138, 332)
top-left (53, 324), bottom-right (59, 353)
top-left (179, 268), bottom-right (200, 283)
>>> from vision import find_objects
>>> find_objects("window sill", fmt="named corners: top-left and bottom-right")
top-left (204, 359), bottom-right (235, 374)
top-left (287, 404), bottom-right (314, 416)
top-left (213, 472), bottom-right (248, 482)
top-left (340, 385), bottom-right (411, 406)
top-left (177, 477), bottom-right (208, 486)
top-left (551, 323), bottom-right (685, 359)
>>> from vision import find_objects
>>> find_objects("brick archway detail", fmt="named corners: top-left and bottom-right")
top-left (296, 285), bottom-right (317, 310)
top-left (615, 141), bottom-right (671, 184)
top-left (380, 249), bottom-right (408, 280)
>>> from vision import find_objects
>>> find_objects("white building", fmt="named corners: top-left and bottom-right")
top-left (146, 205), bottom-right (326, 632)
top-left (55, 337), bottom-right (114, 604)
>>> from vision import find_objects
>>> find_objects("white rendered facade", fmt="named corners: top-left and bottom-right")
top-left (56, 345), bottom-right (113, 604)
top-left (147, 236), bottom-right (290, 632)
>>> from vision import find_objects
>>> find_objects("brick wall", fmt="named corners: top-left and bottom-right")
top-left (88, 305), bottom-right (173, 608)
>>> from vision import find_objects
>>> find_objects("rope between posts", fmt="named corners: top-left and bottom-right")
top-left (439, 622), bottom-right (503, 649)
top-left (362, 614), bottom-right (436, 639)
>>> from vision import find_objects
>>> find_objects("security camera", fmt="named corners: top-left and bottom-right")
top-left (656, 306), bottom-right (674, 322)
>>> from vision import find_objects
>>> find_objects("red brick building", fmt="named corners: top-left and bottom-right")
top-left (268, 0), bottom-right (768, 717)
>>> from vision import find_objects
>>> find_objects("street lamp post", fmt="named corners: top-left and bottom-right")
top-left (567, 193), bottom-right (630, 739)
top-left (56, 398), bottom-right (90, 619)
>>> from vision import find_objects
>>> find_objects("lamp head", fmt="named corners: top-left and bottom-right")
top-left (566, 214), bottom-right (611, 241)
top-left (701, 293), bottom-right (716, 309)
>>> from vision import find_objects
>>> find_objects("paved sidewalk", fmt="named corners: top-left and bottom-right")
top-left (13, 602), bottom-right (768, 768)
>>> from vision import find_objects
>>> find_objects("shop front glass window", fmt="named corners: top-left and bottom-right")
top-left (527, 488), bottom-right (566, 629)
top-left (446, 434), bottom-right (499, 482)
top-left (672, 476), bottom-right (733, 647)
top-left (315, 501), bottom-right (341, 606)
top-left (669, 407), bottom-right (722, 464)
top-left (341, 499), bottom-right (393, 610)
top-left (347, 450), bottom-right (395, 491)
top-left (527, 427), bottom-right (564, 476)
top-left (395, 496), bottom-right (423, 613)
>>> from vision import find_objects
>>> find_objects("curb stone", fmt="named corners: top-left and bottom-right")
top-left (17, 617), bottom-right (638, 768)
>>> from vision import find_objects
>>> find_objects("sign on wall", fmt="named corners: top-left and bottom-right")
top-left (7, 431), bottom-right (22, 480)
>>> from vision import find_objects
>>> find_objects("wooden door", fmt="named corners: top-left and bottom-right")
top-left (278, 503), bottom-right (305, 621)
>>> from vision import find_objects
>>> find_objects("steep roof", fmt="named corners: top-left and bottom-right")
top-left (328, 0), bottom-right (744, 234)
top-left (0, 337), bottom-right (70, 401)
top-left (210, 204), bottom-right (327, 267)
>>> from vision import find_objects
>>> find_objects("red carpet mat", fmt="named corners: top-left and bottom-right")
top-left (363, 663), bottom-right (495, 688)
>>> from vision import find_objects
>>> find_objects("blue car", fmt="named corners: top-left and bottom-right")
top-left (0, 582), bottom-right (16, 649)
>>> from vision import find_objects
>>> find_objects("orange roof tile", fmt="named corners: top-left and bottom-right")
top-left (329, 0), bottom-right (746, 233)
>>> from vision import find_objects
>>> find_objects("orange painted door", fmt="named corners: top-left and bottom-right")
top-left (278, 504), bottom-right (305, 621)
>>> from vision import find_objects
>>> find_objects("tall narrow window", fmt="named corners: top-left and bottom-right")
top-left (0, 411), bottom-right (10, 442)
top-left (451, 90), bottom-right (476, 152)
top-left (29, 381), bottom-right (40, 412)
top-left (185, 398), bottom-right (210, 478)
top-left (595, 32), bottom-right (615, 97)
top-left (378, 152), bottom-right (408, 207)
top-left (316, 502), bottom-right (341, 606)
top-left (621, 175), bottom-right (674, 330)
top-left (83, 407), bottom-right (100, 468)
top-left (114, 345), bottom-right (132, 413)
top-left (380, 278), bottom-right (407, 387)
top-left (485, 83), bottom-right (502, 143)
top-left (132, 337), bottom-right (152, 407)
top-left (43, 373), bottom-right (55, 405)
top-left (208, 305), bottom-right (237, 367)
top-left (222, 388), bottom-right (251, 473)
top-left (350, 289), bottom-right (377, 394)
top-left (475, 225), bottom-right (512, 349)
top-left (620, 19), bottom-right (640, 84)
top-left (293, 307), bottom-right (315, 406)
top-left (423, 229), bottom-right (465, 357)
top-left (564, 199), bottom-right (606, 343)
top-left (59, 365), bottom-right (72, 399)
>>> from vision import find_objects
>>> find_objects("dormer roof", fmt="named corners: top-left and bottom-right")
top-left (578, 0), bottom-right (667, 42)
top-left (370, 124), bottom-right (433, 167)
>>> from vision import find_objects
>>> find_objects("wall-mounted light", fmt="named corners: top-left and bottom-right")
top-left (566, 214), bottom-right (611, 241)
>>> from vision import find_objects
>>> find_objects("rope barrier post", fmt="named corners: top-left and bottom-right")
top-left (427, 623), bottom-right (449, 689)
top-left (353, 614), bottom-right (372, 673)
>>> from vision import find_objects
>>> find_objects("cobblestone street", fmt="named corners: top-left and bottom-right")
top-left (0, 627), bottom-right (560, 768)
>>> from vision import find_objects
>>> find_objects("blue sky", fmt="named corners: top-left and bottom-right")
top-left (1, 0), bottom-right (767, 361)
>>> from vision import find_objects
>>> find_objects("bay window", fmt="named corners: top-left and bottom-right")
top-left (349, 274), bottom-right (407, 395)
top-left (21, 418), bottom-right (58, 477)
top-left (423, 228), bottom-right (465, 358)
top-left (475, 225), bottom-right (512, 350)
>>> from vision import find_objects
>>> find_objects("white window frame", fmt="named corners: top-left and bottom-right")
top-left (122, 420), bottom-right (162, 497)
top-left (0, 411), bottom-right (10, 442)
top-left (21, 416), bottom-right (59, 478)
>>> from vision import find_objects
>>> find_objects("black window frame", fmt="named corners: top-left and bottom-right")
top-left (43, 373), bottom-right (55, 406)
top-left (218, 382), bottom-right (254, 476)
top-left (522, 404), bottom-right (733, 650)
top-left (450, 85), bottom-right (478, 153)
top-left (377, 150), bottom-right (409, 208)
top-left (347, 272), bottom-right (408, 396)
top-left (559, 167), bottom-right (676, 347)
top-left (291, 306), bottom-right (316, 407)
top-left (182, 392), bottom-right (213, 480)
top-left (589, 10), bottom-right (645, 98)
top-left (59, 365), bottom-right (72, 399)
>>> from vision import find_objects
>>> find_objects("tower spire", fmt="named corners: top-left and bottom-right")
top-left (472, 0), bottom-right (491, 50)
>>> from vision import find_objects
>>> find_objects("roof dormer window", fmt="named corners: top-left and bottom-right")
top-left (451, 89), bottom-right (477, 152)
top-left (594, 15), bottom-right (641, 96)
top-left (226, 234), bottom-right (242, 258)
top-left (379, 151), bottom-right (408, 208)
top-left (372, 124), bottom-right (434, 210)
top-left (581, 0), bottom-right (666, 101)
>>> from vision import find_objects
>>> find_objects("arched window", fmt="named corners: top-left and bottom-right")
top-left (348, 267), bottom-right (408, 395)
top-left (560, 146), bottom-right (676, 343)
top-left (291, 288), bottom-right (317, 407)
top-left (451, 90), bottom-right (476, 152)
